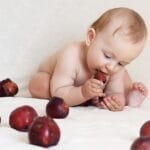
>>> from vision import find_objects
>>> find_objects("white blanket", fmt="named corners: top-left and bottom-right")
top-left (0, 1), bottom-right (149, 150)
top-left (0, 97), bottom-right (150, 150)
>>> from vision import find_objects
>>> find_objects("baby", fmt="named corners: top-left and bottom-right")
top-left (28, 7), bottom-right (148, 111)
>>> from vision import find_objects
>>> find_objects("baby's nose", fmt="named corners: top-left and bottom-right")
top-left (106, 62), bottom-right (116, 73)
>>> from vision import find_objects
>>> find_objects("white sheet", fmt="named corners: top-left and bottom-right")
top-left (0, 1), bottom-right (149, 150)
top-left (0, 97), bottom-right (150, 150)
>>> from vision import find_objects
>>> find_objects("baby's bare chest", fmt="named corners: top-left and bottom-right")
top-left (74, 64), bottom-right (91, 86)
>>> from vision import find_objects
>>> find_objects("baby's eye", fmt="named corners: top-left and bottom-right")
top-left (118, 62), bottom-right (124, 66)
top-left (104, 53), bottom-right (111, 59)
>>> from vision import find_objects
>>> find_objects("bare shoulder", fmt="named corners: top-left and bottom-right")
top-left (59, 41), bottom-right (83, 58)
top-left (38, 41), bottom-right (83, 73)
top-left (56, 41), bottom-right (84, 66)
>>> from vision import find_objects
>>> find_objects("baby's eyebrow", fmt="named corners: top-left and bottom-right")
top-left (117, 60), bottom-right (130, 66)
top-left (105, 50), bottom-right (115, 57)
top-left (120, 61), bottom-right (130, 65)
top-left (112, 26), bottom-right (122, 37)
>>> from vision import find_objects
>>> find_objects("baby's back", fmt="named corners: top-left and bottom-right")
top-left (38, 50), bottom-right (59, 76)
top-left (38, 42), bottom-right (85, 81)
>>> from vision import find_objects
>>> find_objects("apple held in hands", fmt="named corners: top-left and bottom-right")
top-left (79, 70), bottom-right (108, 106)
top-left (46, 97), bottom-right (69, 119)
top-left (94, 70), bottom-right (107, 84)
top-left (28, 116), bottom-right (60, 147)
top-left (9, 105), bottom-right (38, 131)
top-left (90, 70), bottom-right (107, 106)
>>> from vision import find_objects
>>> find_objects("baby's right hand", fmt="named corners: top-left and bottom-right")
top-left (81, 78), bottom-right (105, 100)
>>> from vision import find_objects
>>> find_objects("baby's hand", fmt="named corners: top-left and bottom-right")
top-left (81, 78), bottom-right (105, 100)
top-left (98, 93), bottom-right (125, 111)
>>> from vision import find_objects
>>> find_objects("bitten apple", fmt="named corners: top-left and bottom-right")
top-left (28, 116), bottom-right (60, 147)
top-left (94, 70), bottom-right (107, 84)
top-left (9, 105), bottom-right (38, 131)
top-left (91, 70), bottom-right (107, 106)
top-left (79, 70), bottom-right (107, 106)
top-left (46, 97), bottom-right (69, 119)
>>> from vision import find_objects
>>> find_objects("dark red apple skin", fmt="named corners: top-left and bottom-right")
top-left (0, 78), bottom-right (18, 97)
top-left (131, 136), bottom-right (150, 150)
top-left (46, 97), bottom-right (69, 119)
top-left (28, 116), bottom-right (60, 147)
top-left (91, 71), bottom-right (107, 105)
top-left (94, 71), bottom-right (107, 83)
top-left (140, 121), bottom-right (150, 137)
top-left (9, 105), bottom-right (38, 131)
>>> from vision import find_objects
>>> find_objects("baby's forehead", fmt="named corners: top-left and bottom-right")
top-left (104, 14), bottom-right (146, 44)
top-left (106, 15), bottom-right (131, 34)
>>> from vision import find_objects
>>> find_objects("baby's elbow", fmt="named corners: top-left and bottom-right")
top-left (51, 88), bottom-right (67, 101)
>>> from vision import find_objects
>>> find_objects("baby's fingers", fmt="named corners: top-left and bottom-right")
top-left (90, 79), bottom-right (105, 89)
top-left (103, 98), bottom-right (116, 111)
top-left (103, 96), bottom-right (123, 111)
top-left (90, 87), bottom-right (105, 97)
top-left (99, 101), bottom-right (108, 109)
top-left (92, 97), bottom-right (104, 107)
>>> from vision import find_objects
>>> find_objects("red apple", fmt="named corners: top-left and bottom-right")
top-left (80, 71), bottom-right (107, 107)
top-left (90, 70), bottom-right (107, 106)
top-left (140, 120), bottom-right (150, 137)
top-left (28, 116), bottom-right (60, 147)
top-left (9, 105), bottom-right (38, 131)
top-left (131, 136), bottom-right (150, 150)
top-left (46, 97), bottom-right (69, 119)
top-left (94, 70), bottom-right (107, 83)
top-left (0, 78), bottom-right (18, 97)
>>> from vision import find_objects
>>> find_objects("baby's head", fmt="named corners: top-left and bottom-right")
top-left (85, 7), bottom-right (147, 74)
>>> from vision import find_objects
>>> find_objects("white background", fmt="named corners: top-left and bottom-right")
top-left (0, 0), bottom-right (149, 96)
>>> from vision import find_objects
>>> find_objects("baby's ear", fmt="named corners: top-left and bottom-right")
top-left (86, 28), bottom-right (96, 46)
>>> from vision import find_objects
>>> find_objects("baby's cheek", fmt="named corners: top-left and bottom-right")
top-left (113, 66), bottom-right (122, 74)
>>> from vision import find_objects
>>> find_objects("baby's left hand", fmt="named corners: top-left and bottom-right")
top-left (92, 94), bottom-right (125, 111)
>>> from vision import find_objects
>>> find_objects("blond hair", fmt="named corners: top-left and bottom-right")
top-left (91, 7), bottom-right (147, 43)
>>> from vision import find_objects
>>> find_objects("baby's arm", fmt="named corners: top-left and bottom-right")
top-left (102, 69), bottom-right (126, 111)
top-left (50, 51), bottom-right (104, 106)
top-left (105, 70), bottom-right (148, 109)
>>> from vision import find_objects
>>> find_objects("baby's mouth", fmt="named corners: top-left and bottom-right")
top-left (95, 69), bottom-right (107, 76)
top-left (94, 69), bottom-right (110, 84)
top-left (94, 69), bottom-right (107, 83)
